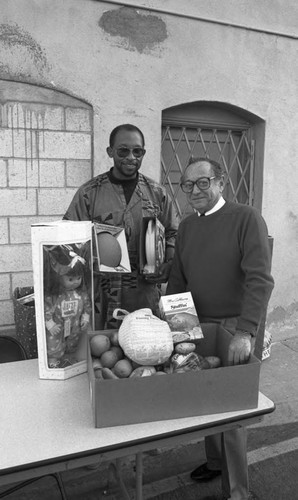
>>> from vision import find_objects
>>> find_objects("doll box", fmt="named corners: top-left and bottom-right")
top-left (93, 223), bottom-right (131, 273)
top-left (159, 292), bottom-right (204, 343)
top-left (87, 324), bottom-right (261, 428)
top-left (139, 217), bottom-right (165, 275)
top-left (31, 220), bottom-right (94, 380)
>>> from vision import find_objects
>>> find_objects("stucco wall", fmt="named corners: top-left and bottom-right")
top-left (0, 0), bottom-right (297, 334)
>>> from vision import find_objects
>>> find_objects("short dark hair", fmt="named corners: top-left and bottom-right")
top-left (109, 124), bottom-right (145, 147)
top-left (185, 156), bottom-right (224, 178)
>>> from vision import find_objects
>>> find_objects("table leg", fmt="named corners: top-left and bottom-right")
top-left (135, 452), bottom-right (143, 500)
top-left (106, 459), bottom-right (131, 500)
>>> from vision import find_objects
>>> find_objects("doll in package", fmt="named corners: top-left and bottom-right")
top-left (43, 243), bottom-right (92, 369)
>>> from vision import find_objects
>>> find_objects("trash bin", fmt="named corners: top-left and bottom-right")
top-left (262, 329), bottom-right (272, 360)
top-left (254, 235), bottom-right (274, 361)
top-left (13, 286), bottom-right (38, 359)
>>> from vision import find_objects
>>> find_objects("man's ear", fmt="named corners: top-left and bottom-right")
top-left (217, 177), bottom-right (224, 193)
top-left (220, 174), bottom-right (226, 189)
top-left (107, 146), bottom-right (113, 158)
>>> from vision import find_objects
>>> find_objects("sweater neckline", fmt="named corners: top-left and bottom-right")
top-left (194, 200), bottom-right (230, 219)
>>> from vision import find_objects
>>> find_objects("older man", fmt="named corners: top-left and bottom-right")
top-left (167, 157), bottom-right (274, 500)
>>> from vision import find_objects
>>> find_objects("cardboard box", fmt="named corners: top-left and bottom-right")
top-left (31, 220), bottom-right (94, 380)
top-left (88, 324), bottom-right (261, 428)
top-left (140, 217), bottom-right (165, 274)
top-left (159, 292), bottom-right (204, 343)
top-left (93, 222), bottom-right (131, 273)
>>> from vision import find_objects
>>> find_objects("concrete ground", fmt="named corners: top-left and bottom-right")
top-left (1, 327), bottom-right (297, 500)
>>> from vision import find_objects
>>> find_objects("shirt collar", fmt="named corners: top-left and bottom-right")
top-left (197, 196), bottom-right (226, 216)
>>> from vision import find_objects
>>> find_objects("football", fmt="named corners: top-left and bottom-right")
top-left (97, 231), bottom-right (122, 267)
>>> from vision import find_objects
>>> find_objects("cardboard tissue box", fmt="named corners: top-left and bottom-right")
top-left (93, 222), bottom-right (131, 273)
top-left (87, 324), bottom-right (261, 428)
top-left (140, 217), bottom-right (165, 275)
top-left (159, 292), bottom-right (204, 343)
top-left (31, 220), bottom-right (94, 380)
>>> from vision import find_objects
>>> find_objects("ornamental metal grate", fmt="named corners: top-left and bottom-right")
top-left (161, 125), bottom-right (255, 220)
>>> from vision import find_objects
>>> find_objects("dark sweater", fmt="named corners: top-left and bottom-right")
top-left (166, 201), bottom-right (274, 334)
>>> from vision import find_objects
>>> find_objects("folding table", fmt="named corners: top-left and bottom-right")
top-left (0, 359), bottom-right (275, 499)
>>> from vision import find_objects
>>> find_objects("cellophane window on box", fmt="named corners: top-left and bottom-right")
top-left (31, 220), bottom-right (94, 380)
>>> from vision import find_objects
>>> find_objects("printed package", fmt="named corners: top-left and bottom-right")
top-left (140, 217), bottom-right (165, 275)
top-left (159, 292), bottom-right (204, 343)
top-left (31, 220), bottom-right (94, 380)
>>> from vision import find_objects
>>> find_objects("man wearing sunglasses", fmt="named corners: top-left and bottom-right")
top-left (64, 123), bottom-right (178, 328)
top-left (167, 157), bottom-right (274, 500)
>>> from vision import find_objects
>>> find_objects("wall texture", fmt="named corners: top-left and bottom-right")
top-left (0, 0), bottom-right (298, 335)
top-left (0, 81), bottom-right (92, 325)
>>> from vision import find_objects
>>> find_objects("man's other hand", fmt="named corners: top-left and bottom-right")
top-left (228, 331), bottom-right (252, 365)
top-left (144, 262), bottom-right (172, 284)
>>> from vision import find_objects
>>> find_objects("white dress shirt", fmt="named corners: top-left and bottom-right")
top-left (197, 196), bottom-right (226, 216)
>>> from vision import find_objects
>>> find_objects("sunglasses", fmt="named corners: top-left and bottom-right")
top-left (116, 147), bottom-right (146, 158)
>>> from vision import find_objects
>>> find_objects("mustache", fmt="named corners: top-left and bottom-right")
top-left (121, 161), bottom-right (139, 166)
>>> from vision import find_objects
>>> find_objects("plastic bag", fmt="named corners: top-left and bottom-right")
top-left (113, 308), bottom-right (173, 365)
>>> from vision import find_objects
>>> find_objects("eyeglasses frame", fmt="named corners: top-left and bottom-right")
top-left (180, 176), bottom-right (218, 193)
top-left (115, 147), bottom-right (146, 159)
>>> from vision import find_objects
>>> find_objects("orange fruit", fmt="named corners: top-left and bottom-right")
top-left (110, 345), bottom-right (124, 360)
top-left (94, 369), bottom-right (103, 379)
top-left (110, 331), bottom-right (119, 346)
top-left (90, 335), bottom-right (110, 357)
top-left (100, 350), bottom-right (118, 369)
top-left (113, 359), bottom-right (133, 378)
top-left (92, 357), bottom-right (103, 370)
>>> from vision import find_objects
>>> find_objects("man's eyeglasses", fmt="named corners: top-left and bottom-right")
top-left (116, 147), bottom-right (146, 158)
top-left (180, 176), bottom-right (216, 193)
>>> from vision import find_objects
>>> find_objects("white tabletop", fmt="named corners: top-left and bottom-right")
top-left (0, 359), bottom-right (274, 474)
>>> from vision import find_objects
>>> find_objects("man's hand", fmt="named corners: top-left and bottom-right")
top-left (144, 261), bottom-right (172, 284)
top-left (228, 331), bottom-right (252, 365)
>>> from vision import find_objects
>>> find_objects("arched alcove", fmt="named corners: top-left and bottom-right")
top-left (161, 101), bottom-right (265, 219)
top-left (0, 80), bottom-right (93, 328)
